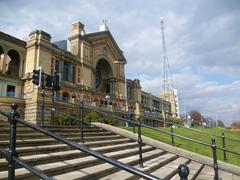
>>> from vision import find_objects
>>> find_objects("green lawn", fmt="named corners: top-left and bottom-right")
top-left (122, 126), bottom-right (240, 166)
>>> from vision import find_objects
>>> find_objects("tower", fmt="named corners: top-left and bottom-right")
top-left (160, 17), bottom-right (180, 118)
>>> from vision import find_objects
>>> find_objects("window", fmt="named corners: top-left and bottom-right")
top-left (106, 83), bottom-right (110, 94)
top-left (77, 67), bottom-right (80, 83)
top-left (6, 85), bottom-right (15, 97)
top-left (62, 92), bottom-right (69, 101)
top-left (55, 60), bottom-right (60, 74)
top-left (96, 68), bottom-right (100, 88)
top-left (84, 47), bottom-right (89, 57)
top-left (72, 66), bottom-right (76, 83)
top-left (63, 61), bottom-right (69, 81)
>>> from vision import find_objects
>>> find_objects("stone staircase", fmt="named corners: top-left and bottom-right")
top-left (0, 120), bottom-right (239, 180)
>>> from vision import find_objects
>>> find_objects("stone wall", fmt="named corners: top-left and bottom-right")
top-left (0, 97), bottom-right (25, 122)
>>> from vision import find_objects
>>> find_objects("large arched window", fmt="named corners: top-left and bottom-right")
top-left (6, 50), bottom-right (20, 77)
top-left (95, 59), bottom-right (113, 94)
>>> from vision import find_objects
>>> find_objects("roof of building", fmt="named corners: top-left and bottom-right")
top-left (0, 31), bottom-right (26, 47)
top-left (83, 30), bottom-right (126, 62)
top-left (53, 40), bottom-right (68, 51)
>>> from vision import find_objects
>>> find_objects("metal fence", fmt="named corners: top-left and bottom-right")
top-left (0, 103), bottom-right (165, 180)
top-left (68, 102), bottom-right (240, 180)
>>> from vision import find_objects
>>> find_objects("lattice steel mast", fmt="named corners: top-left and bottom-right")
top-left (160, 17), bottom-right (174, 92)
top-left (160, 17), bottom-right (180, 118)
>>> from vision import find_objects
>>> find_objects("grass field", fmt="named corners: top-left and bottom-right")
top-left (123, 126), bottom-right (240, 166)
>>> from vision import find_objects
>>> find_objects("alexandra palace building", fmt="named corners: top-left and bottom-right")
top-left (0, 20), bottom-right (173, 124)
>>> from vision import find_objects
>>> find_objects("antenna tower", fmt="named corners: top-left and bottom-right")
top-left (160, 17), bottom-right (180, 118)
top-left (160, 17), bottom-right (174, 92)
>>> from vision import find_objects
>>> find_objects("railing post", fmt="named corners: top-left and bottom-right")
top-left (170, 119), bottom-right (175, 146)
top-left (51, 90), bottom-right (56, 125)
top-left (129, 109), bottom-right (135, 133)
top-left (41, 89), bottom-right (45, 125)
top-left (80, 101), bottom-right (84, 143)
top-left (221, 132), bottom-right (227, 161)
top-left (137, 123), bottom-right (143, 167)
top-left (178, 164), bottom-right (189, 180)
top-left (8, 102), bottom-right (20, 180)
top-left (211, 138), bottom-right (219, 180)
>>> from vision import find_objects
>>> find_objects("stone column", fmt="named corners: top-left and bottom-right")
top-left (0, 53), bottom-right (4, 73)
top-left (2, 53), bottom-right (8, 74)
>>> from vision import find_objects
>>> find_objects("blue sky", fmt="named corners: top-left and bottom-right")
top-left (1, 0), bottom-right (240, 125)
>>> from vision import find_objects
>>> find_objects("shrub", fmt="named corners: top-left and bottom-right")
top-left (84, 112), bottom-right (99, 123)
top-left (104, 115), bottom-right (117, 125)
top-left (136, 117), bottom-right (143, 122)
top-left (172, 118), bottom-right (183, 125)
top-left (58, 111), bottom-right (78, 126)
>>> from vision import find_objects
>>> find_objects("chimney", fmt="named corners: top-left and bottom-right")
top-left (71, 21), bottom-right (85, 36)
top-left (28, 30), bottom-right (51, 44)
top-left (99, 20), bottom-right (109, 31)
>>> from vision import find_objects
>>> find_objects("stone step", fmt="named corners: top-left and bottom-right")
top-left (0, 121), bottom-right (80, 128)
top-left (43, 126), bottom-right (102, 132)
top-left (41, 125), bottom-right (81, 129)
top-left (0, 138), bottom-right (133, 157)
top-left (0, 126), bottom-right (102, 133)
top-left (1, 122), bottom-right (238, 179)
top-left (194, 165), bottom-right (235, 180)
top-left (0, 145), bottom-right (157, 179)
top-left (146, 157), bottom-right (190, 179)
top-left (0, 135), bottom-right (123, 148)
top-left (218, 170), bottom-right (239, 180)
top-left (52, 149), bottom-right (164, 180)
top-left (0, 142), bottom-right (140, 171)
top-left (196, 165), bottom-right (214, 180)
top-left (0, 131), bottom-right (114, 140)
top-left (170, 161), bottom-right (204, 180)
top-left (100, 153), bottom-right (178, 180)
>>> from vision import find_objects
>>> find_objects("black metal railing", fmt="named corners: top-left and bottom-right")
top-left (52, 98), bottom-right (240, 166)
top-left (140, 113), bottom-right (240, 143)
top-left (0, 103), bottom-right (162, 180)
top-left (138, 113), bottom-right (240, 163)
top-left (14, 95), bottom-right (239, 179)
top-left (52, 96), bottom-right (240, 145)
top-left (78, 104), bottom-right (240, 180)
top-left (0, 103), bottom-right (51, 180)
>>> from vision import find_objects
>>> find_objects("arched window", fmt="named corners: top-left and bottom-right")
top-left (72, 94), bottom-right (76, 98)
top-left (6, 50), bottom-right (20, 77)
top-left (62, 92), bottom-right (69, 101)
top-left (95, 59), bottom-right (113, 94)
top-left (0, 46), bottom-right (3, 56)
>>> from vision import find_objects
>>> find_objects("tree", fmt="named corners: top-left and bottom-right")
top-left (189, 111), bottom-right (204, 126)
top-left (231, 121), bottom-right (240, 129)
top-left (217, 120), bottom-right (225, 127)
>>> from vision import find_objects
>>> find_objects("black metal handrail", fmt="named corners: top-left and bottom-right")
top-left (140, 113), bottom-right (240, 143)
top-left (94, 106), bottom-right (240, 155)
top-left (0, 105), bottom-right (51, 180)
top-left (27, 96), bottom-right (239, 179)
top-left (53, 99), bottom-right (240, 162)
top-left (88, 106), bottom-right (240, 154)
top-left (79, 104), bottom-right (240, 180)
top-left (0, 103), bottom-right (160, 180)
top-left (50, 96), bottom-right (240, 144)
top-left (0, 148), bottom-right (50, 180)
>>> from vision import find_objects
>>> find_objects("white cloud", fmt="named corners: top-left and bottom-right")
top-left (0, 0), bottom-right (239, 125)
